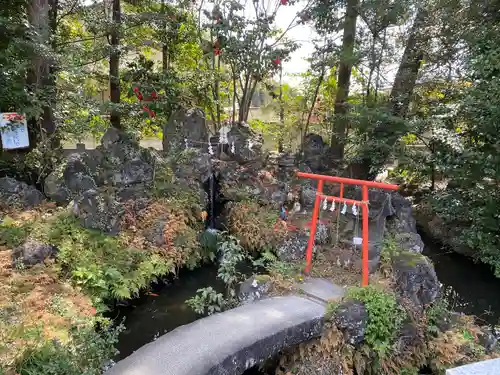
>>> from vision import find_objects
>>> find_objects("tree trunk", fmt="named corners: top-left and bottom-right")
top-left (27, 0), bottom-right (56, 142)
top-left (389, 8), bottom-right (427, 117)
top-left (243, 79), bottom-right (258, 122)
top-left (329, 0), bottom-right (359, 161)
top-left (278, 65), bottom-right (284, 152)
top-left (109, 0), bottom-right (121, 129)
top-left (161, 0), bottom-right (169, 72)
top-left (354, 8), bottom-right (428, 180)
top-left (303, 66), bottom-right (325, 145)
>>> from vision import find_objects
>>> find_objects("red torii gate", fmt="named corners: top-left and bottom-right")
top-left (297, 172), bottom-right (398, 286)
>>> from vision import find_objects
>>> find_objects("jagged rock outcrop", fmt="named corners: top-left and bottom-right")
top-left (12, 240), bottom-right (57, 268)
top-left (224, 123), bottom-right (264, 164)
top-left (72, 189), bottom-right (124, 234)
top-left (162, 108), bottom-right (208, 154)
top-left (44, 129), bottom-right (156, 206)
top-left (333, 300), bottom-right (368, 346)
top-left (392, 252), bottom-right (440, 309)
top-left (0, 177), bottom-right (44, 208)
top-left (302, 133), bottom-right (327, 172)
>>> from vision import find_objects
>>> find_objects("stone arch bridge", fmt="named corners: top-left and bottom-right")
top-left (104, 279), bottom-right (343, 375)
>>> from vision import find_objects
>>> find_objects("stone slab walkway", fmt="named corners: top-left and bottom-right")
top-left (104, 295), bottom-right (328, 375)
top-left (296, 277), bottom-right (345, 303)
top-left (446, 358), bottom-right (500, 375)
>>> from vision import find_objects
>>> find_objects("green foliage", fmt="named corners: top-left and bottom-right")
top-left (15, 319), bottom-right (124, 375)
top-left (185, 287), bottom-right (226, 315)
top-left (252, 248), bottom-right (301, 278)
top-left (217, 235), bottom-right (247, 288)
top-left (425, 297), bottom-right (450, 336)
top-left (186, 234), bottom-right (247, 315)
top-left (199, 229), bottom-right (220, 261)
top-left (346, 286), bottom-right (406, 358)
top-left (399, 367), bottom-right (420, 375)
top-left (0, 216), bottom-right (31, 248)
top-left (38, 214), bottom-right (173, 303)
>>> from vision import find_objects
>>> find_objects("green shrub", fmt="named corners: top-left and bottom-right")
top-left (0, 216), bottom-right (32, 248)
top-left (15, 319), bottom-right (123, 375)
top-left (38, 214), bottom-right (174, 303)
top-left (347, 286), bottom-right (407, 358)
top-left (186, 287), bottom-right (226, 315)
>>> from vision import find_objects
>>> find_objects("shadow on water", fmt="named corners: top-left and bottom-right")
top-left (110, 264), bottom-right (225, 360)
top-left (420, 227), bottom-right (500, 325)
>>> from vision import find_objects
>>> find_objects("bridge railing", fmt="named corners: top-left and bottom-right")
top-left (296, 172), bottom-right (398, 286)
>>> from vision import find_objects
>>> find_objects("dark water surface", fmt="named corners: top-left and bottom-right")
top-left (111, 264), bottom-right (225, 360)
top-left (420, 229), bottom-right (500, 325)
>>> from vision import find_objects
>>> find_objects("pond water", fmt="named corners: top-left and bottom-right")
top-left (111, 264), bottom-right (225, 360)
top-left (420, 228), bottom-right (500, 326)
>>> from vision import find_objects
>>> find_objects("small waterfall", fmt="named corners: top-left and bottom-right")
top-left (202, 171), bottom-right (227, 230)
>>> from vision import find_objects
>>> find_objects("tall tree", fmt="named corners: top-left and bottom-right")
top-left (109, 0), bottom-right (121, 129)
top-left (329, 0), bottom-right (359, 160)
top-left (27, 0), bottom-right (57, 137)
top-left (389, 7), bottom-right (427, 118)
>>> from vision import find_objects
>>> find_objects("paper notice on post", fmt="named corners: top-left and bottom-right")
top-left (0, 113), bottom-right (30, 149)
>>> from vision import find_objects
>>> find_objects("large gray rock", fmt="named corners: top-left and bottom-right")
top-left (0, 177), bottom-right (44, 208)
top-left (72, 189), bottom-right (124, 234)
top-left (172, 149), bottom-right (213, 186)
top-left (392, 252), bottom-right (440, 309)
top-left (386, 193), bottom-right (424, 253)
top-left (333, 300), bottom-right (368, 346)
top-left (225, 123), bottom-right (263, 164)
top-left (302, 133), bottom-right (326, 172)
top-left (478, 328), bottom-right (498, 353)
top-left (163, 108), bottom-right (208, 154)
top-left (45, 129), bottom-right (155, 205)
top-left (12, 240), bottom-right (57, 268)
top-left (389, 193), bottom-right (417, 233)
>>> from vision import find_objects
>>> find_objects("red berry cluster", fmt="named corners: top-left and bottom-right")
top-left (213, 39), bottom-right (222, 56)
top-left (132, 87), bottom-right (158, 117)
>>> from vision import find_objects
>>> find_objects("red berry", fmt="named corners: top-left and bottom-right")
top-left (137, 93), bottom-right (143, 100)
top-left (133, 87), bottom-right (139, 93)
top-left (280, 0), bottom-right (288, 5)
top-left (151, 91), bottom-right (158, 99)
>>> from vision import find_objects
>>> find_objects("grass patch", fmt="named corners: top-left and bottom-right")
top-left (0, 247), bottom-right (108, 374)
top-left (13, 319), bottom-right (122, 375)
top-left (0, 217), bottom-right (32, 249)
